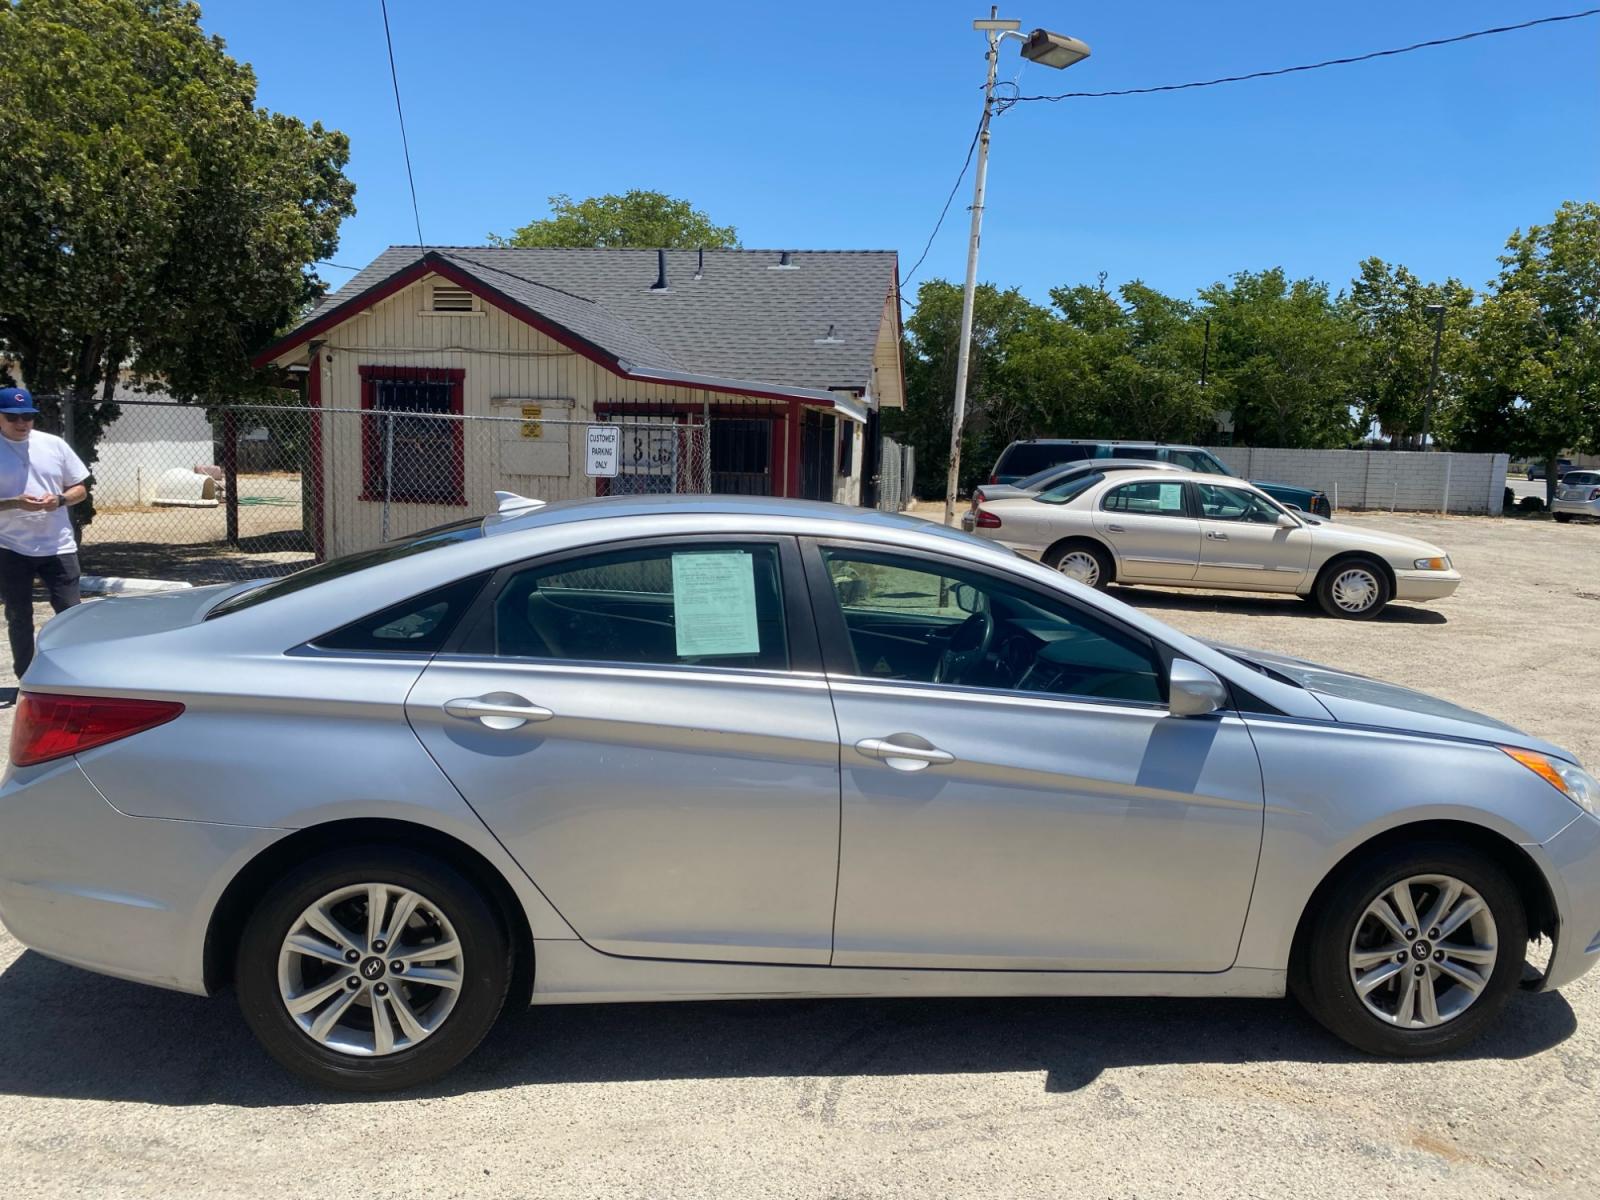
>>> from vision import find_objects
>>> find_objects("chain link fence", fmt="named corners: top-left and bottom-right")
top-left (875, 436), bottom-right (916, 513)
top-left (57, 400), bottom-right (707, 586)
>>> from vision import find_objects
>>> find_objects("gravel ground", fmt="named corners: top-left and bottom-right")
top-left (1, 510), bottom-right (1597, 1199)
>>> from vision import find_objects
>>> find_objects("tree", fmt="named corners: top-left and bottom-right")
top-left (1348, 258), bottom-right (1472, 447)
top-left (1445, 202), bottom-right (1600, 503)
top-left (1198, 269), bottom-right (1360, 448)
top-left (491, 190), bottom-right (740, 249)
top-left (0, 0), bottom-right (355, 496)
top-left (887, 280), bottom-right (1042, 498)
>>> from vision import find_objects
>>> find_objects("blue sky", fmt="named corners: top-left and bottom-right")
top-left (205, 1), bottom-right (1599, 305)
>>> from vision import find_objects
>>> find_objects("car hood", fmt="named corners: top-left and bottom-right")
top-left (1208, 641), bottom-right (1573, 761)
top-left (1306, 522), bottom-right (1447, 562)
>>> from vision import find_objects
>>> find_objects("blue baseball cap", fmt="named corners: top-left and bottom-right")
top-left (0, 387), bottom-right (39, 415)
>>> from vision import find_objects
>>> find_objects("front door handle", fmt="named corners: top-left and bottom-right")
top-left (1207, 531), bottom-right (1229, 540)
top-left (1106, 523), bottom-right (1126, 533)
top-left (855, 736), bottom-right (956, 771)
top-left (444, 695), bottom-right (554, 730)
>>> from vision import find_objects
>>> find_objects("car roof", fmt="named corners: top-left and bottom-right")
top-left (1004, 439), bottom-right (1206, 450)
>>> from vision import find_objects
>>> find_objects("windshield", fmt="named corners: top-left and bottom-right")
top-left (206, 516), bottom-right (486, 618)
top-left (1165, 448), bottom-right (1229, 474)
top-left (1013, 463), bottom-right (1082, 490)
top-left (996, 443), bottom-right (1090, 477)
top-left (1034, 471), bottom-right (1103, 505)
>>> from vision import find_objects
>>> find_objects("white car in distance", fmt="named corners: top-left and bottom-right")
top-left (970, 469), bottom-right (1460, 619)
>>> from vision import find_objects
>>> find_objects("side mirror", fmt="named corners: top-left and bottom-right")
top-left (1168, 659), bottom-right (1227, 717)
top-left (1277, 513), bottom-right (1299, 528)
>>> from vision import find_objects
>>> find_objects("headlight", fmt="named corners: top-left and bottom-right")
top-left (1502, 747), bottom-right (1600, 815)
top-left (1413, 557), bottom-right (1450, 570)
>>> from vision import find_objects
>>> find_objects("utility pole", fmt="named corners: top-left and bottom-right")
top-left (1419, 303), bottom-right (1445, 450)
top-left (942, 10), bottom-right (1011, 529)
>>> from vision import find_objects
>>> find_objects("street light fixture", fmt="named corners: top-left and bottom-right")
top-left (1419, 303), bottom-right (1446, 451)
top-left (943, 12), bottom-right (1092, 528)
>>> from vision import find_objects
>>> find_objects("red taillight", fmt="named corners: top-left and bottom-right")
top-left (975, 509), bottom-right (1002, 528)
top-left (1590, 488), bottom-right (1600, 501)
top-left (971, 488), bottom-right (987, 509)
top-left (10, 693), bottom-right (185, 768)
top-left (988, 474), bottom-right (998, 484)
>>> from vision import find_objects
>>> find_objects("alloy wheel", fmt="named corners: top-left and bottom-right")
top-left (276, 882), bottom-right (465, 1057)
top-left (1347, 873), bottom-right (1499, 1029)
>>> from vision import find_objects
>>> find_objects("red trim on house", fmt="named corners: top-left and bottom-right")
top-left (357, 366), bottom-right (467, 507)
top-left (781, 401), bottom-right (803, 499)
top-left (307, 347), bottom-right (326, 561)
top-left (254, 261), bottom-right (435, 368)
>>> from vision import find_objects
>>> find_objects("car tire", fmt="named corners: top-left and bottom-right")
top-left (1292, 841), bottom-right (1526, 1057)
top-left (236, 846), bottom-right (512, 1091)
top-left (1313, 557), bottom-right (1391, 619)
top-left (1043, 539), bottom-right (1113, 590)
top-left (1554, 513), bottom-right (1571, 524)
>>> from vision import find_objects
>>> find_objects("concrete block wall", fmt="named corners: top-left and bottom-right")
top-left (1205, 448), bottom-right (1510, 515)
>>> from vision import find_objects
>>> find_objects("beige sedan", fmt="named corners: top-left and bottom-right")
top-left (970, 468), bottom-right (1460, 619)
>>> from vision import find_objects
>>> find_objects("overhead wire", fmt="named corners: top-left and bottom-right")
top-left (898, 114), bottom-right (984, 295)
top-left (379, 0), bottom-right (426, 250)
top-left (998, 10), bottom-right (1600, 107)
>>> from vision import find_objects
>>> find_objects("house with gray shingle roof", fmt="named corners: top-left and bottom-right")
top-left (254, 246), bottom-right (902, 557)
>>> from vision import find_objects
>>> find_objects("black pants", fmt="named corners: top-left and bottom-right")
top-left (0, 547), bottom-right (81, 677)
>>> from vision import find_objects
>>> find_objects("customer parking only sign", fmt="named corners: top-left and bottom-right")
top-left (585, 425), bottom-right (619, 477)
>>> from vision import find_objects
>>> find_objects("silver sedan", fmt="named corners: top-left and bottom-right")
top-left (1, 494), bottom-right (1596, 1091)
top-left (1552, 470), bottom-right (1600, 523)
top-left (972, 468), bottom-right (1461, 618)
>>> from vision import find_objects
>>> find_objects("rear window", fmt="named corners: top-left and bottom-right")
top-left (995, 443), bottom-right (1091, 477)
top-left (1565, 472), bottom-right (1599, 485)
top-left (1034, 472), bottom-right (1103, 505)
top-left (206, 517), bottom-right (485, 618)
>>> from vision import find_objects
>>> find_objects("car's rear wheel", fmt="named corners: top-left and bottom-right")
top-left (1292, 842), bottom-right (1525, 1057)
top-left (1043, 540), bottom-right (1113, 590)
top-left (236, 846), bottom-right (511, 1091)
top-left (1314, 557), bottom-right (1391, 619)
top-left (1554, 513), bottom-right (1571, 524)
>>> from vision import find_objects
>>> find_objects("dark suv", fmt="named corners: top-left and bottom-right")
top-left (988, 439), bottom-right (1333, 518)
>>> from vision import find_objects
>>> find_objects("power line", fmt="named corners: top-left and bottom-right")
top-left (899, 115), bottom-right (984, 295)
top-left (316, 261), bottom-right (363, 272)
top-left (379, 0), bottom-right (425, 249)
top-left (1000, 10), bottom-right (1600, 106)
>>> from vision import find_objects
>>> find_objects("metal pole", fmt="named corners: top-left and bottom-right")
top-left (942, 18), bottom-right (1003, 528)
top-left (1419, 305), bottom-right (1445, 450)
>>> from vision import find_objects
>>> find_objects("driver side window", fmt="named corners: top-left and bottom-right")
top-left (819, 548), bottom-right (1164, 706)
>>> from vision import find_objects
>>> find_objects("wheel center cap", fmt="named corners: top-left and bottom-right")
top-left (1412, 940), bottom-right (1431, 959)
top-left (360, 956), bottom-right (386, 981)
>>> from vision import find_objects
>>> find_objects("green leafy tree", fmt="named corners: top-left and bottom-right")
top-left (1348, 258), bottom-right (1472, 447)
top-left (887, 279), bottom-right (1043, 497)
top-left (1199, 269), bottom-right (1360, 448)
top-left (491, 190), bottom-right (740, 249)
top-left (0, 0), bottom-right (355, 501)
top-left (1444, 201), bottom-right (1600, 503)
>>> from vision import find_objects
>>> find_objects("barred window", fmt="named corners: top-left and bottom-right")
top-left (359, 367), bottom-right (466, 506)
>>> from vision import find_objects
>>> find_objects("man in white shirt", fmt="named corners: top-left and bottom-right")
top-left (0, 387), bottom-right (91, 677)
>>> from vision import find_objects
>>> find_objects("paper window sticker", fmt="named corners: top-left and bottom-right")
top-left (672, 551), bottom-right (761, 657)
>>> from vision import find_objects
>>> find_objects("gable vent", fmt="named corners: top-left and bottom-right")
top-left (431, 285), bottom-right (474, 312)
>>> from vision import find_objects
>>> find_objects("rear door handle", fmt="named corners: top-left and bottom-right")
top-left (444, 695), bottom-right (555, 730)
top-left (855, 737), bottom-right (956, 771)
top-left (1207, 531), bottom-right (1229, 540)
top-left (1106, 523), bottom-right (1126, 533)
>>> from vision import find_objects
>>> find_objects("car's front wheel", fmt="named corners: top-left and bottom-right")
top-left (1043, 539), bottom-right (1113, 590)
top-left (1314, 558), bottom-right (1391, 619)
top-left (1293, 842), bottom-right (1526, 1057)
top-left (236, 846), bottom-right (511, 1091)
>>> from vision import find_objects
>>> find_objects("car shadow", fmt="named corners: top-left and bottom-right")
top-left (1114, 587), bottom-right (1448, 625)
top-left (0, 950), bottom-right (1575, 1106)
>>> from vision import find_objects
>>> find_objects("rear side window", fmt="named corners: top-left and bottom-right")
top-left (313, 574), bottom-right (490, 654)
top-left (996, 443), bottom-right (1090, 477)
top-left (483, 543), bottom-right (789, 671)
top-left (1102, 481), bottom-right (1187, 515)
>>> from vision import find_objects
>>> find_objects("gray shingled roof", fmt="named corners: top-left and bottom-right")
top-left (289, 246), bottom-right (898, 393)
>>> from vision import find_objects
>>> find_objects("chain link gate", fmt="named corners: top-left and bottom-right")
top-left (63, 400), bottom-right (707, 586)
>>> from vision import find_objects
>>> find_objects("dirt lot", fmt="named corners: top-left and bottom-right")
top-left (1, 510), bottom-right (1597, 1199)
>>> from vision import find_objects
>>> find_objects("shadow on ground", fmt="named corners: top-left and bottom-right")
top-left (80, 533), bottom-right (312, 585)
top-left (0, 949), bottom-right (1575, 1106)
top-left (1114, 587), bottom-right (1448, 625)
